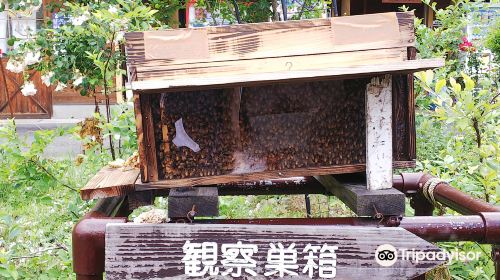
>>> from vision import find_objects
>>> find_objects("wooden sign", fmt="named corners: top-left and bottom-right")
top-left (106, 223), bottom-right (446, 279)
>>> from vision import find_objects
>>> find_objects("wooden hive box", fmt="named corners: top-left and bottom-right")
top-left (125, 12), bottom-right (443, 189)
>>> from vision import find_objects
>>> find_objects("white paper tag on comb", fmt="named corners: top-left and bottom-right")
top-left (172, 118), bottom-right (201, 153)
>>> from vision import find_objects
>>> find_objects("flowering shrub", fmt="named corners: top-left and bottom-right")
top-left (0, 0), bottom-right (41, 12)
top-left (3, 0), bottom-right (159, 159)
top-left (6, 1), bottom-right (158, 98)
top-left (459, 36), bottom-right (476, 53)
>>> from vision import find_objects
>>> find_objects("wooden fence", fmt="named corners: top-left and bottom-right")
top-left (0, 58), bottom-right (53, 119)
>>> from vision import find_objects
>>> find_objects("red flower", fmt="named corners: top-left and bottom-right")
top-left (459, 36), bottom-right (476, 52)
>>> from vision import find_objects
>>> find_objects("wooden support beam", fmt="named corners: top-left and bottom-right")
top-left (127, 191), bottom-right (155, 211)
top-left (314, 175), bottom-right (405, 217)
top-left (341, 0), bottom-right (350, 16)
top-left (168, 187), bottom-right (219, 218)
top-left (365, 75), bottom-right (393, 190)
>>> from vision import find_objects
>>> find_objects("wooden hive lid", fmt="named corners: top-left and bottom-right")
top-left (124, 11), bottom-right (443, 92)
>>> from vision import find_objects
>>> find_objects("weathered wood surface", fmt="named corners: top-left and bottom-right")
top-left (80, 166), bottom-right (140, 200)
top-left (130, 59), bottom-right (444, 92)
top-left (105, 223), bottom-right (445, 279)
top-left (406, 47), bottom-right (417, 161)
top-left (134, 92), bottom-right (148, 182)
top-left (137, 94), bottom-right (158, 183)
top-left (137, 164), bottom-right (365, 188)
top-left (365, 75), bottom-right (393, 190)
top-left (135, 162), bottom-right (414, 189)
top-left (314, 175), bottom-right (405, 216)
top-left (125, 12), bottom-right (415, 82)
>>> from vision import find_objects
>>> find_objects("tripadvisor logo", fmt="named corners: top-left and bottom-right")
top-left (375, 244), bottom-right (398, 267)
top-left (374, 244), bottom-right (481, 267)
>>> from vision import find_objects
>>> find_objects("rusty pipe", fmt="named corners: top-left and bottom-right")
top-left (393, 173), bottom-right (500, 215)
top-left (197, 213), bottom-right (500, 243)
top-left (73, 197), bottom-right (128, 280)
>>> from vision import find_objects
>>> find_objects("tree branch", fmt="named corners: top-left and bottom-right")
top-left (11, 244), bottom-right (68, 260)
top-left (28, 158), bottom-right (78, 192)
top-left (103, 30), bottom-right (117, 160)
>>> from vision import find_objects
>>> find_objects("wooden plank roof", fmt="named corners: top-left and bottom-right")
top-left (123, 12), bottom-right (444, 92)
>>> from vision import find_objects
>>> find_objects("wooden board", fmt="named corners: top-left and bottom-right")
top-left (125, 12), bottom-right (416, 84)
top-left (131, 59), bottom-right (444, 92)
top-left (130, 48), bottom-right (407, 81)
top-left (105, 223), bottom-right (446, 279)
top-left (365, 75), bottom-right (393, 190)
top-left (136, 162), bottom-right (412, 189)
top-left (314, 175), bottom-right (405, 216)
top-left (52, 88), bottom-right (117, 105)
top-left (80, 166), bottom-right (140, 200)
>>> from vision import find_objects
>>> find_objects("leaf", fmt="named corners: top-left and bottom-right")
top-left (8, 227), bottom-right (21, 241)
top-left (0, 268), bottom-right (11, 278)
top-left (444, 155), bottom-right (454, 164)
top-left (449, 77), bottom-right (462, 93)
top-left (435, 79), bottom-right (447, 94)
top-left (424, 70), bottom-right (434, 85)
top-left (461, 72), bottom-right (475, 91)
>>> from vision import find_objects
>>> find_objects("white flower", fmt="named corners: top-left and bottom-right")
top-left (108, 6), bottom-right (118, 13)
top-left (73, 75), bottom-right (83, 87)
top-left (24, 51), bottom-right (40, 66)
top-left (71, 14), bottom-right (88, 26)
top-left (21, 81), bottom-right (37, 96)
top-left (114, 31), bottom-right (125, 44)
top-left (19, 1), bottom-right (26, 7)
top-left (6, 59), bottom-right (25, 73)
top-left (133, 209), bottom-right (168, 224)
top-left (55, 83), bottom-right (67, 92)
top-left (41, 72), bottom-right (54, 87)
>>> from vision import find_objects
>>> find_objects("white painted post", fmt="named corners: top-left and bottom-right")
top-left (365, 75), bottom-right (393, 190)
top-left (0, 11), bottom-right (7, 52)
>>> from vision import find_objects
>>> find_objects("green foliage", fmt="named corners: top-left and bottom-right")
top-left (194, 0), bottom-right (328, 25)
top-left (413, 1), bottom-right (498, 277)
top-left (485, 18), bottom-right (500, 63)
top-left (97, 102), bottom-right (138, 158)
top-left (146, 0), bottom-right (182, 26)
top-left (414, 0), bottom-right (482, 111)
top-left (416, 71), bottom-right (499, 203)
top-left (0, 103), bottom-right (140, 278)
top-left (239, 0), bottom-right (272, 23)
top-left (0, 120), bottom-right (71, 195)
top-left (289, 0), bottom-right (331, 20)
top-left (414, 0), bottom-right (499, 204)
